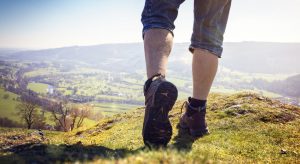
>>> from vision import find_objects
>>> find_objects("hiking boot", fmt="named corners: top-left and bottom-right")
top-left (142, 74), bottom-right (178, 147)
top-left (179, 97), bottom-right (209, 137)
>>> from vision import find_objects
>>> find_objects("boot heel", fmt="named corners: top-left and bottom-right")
top-left (190, 128), bottom-right (209, 138)
top-left (179, 119), bottom-right (189, 129)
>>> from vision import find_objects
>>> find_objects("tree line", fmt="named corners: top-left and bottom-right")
top-left (15, 94), bottom-right (93, 132)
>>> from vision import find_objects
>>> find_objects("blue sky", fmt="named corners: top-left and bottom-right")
top-left (0, 0), bottom-right (299, 49)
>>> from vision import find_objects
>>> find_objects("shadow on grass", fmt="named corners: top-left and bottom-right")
top-left (0, 142), bottom-right (144, 163)
top-left (172, 123), bottom-right (195, 151)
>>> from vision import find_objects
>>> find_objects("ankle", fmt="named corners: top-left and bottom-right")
top-left (144, 73), bottom-right (165, 93)
top-left (186, 97), bottom-right (207, 117)
top-left (189, 97), bottom-right (206, 108)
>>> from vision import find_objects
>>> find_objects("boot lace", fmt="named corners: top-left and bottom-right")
top-left (179, 101), bottom-right (187, 120)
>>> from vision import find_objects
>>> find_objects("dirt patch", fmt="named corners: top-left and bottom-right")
top-left (259, 111), bottom-right (297, 123)
top-left (82, 118), bottom-right (122, 136)
top-left (224, 104), bottom-right (255, 117)
top-left (0, 133), bottom-right (42, 151)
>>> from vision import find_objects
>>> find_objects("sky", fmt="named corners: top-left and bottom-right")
top-left (0, 0), bottom-right (299, 49)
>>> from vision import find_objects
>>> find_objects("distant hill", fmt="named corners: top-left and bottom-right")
top-left (267, 74), bottom-right (300, 98)
top-left (1, 42), bottom-right (300, 74)
top-left (0, 48), bottom-right (23, 56)
top-left (221, 42), bottom-right (300, 74)
top-left (1, 92), bottom-right (299, 163)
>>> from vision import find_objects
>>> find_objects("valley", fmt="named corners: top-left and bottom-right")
top-left (0, 42), bottom-right (299, 131)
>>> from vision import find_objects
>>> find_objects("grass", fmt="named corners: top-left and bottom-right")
top-left (92, 102), bottom-right (139, 116)
top-left (27, 82), bottom-right (49, 94)
top-left (0, 88), bottom-right (20, 122)
top-left (0, 92), bottom-right (299, 163)
top-left (24, 67), bottom-right (58, 77)
top-left (57, 87), bottom-right (73, 95)
top-left (0, 87), bottom-right (55, 125)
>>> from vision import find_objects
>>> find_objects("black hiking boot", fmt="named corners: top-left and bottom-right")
top-left (179, 97), bottom-right (209, 138)
top-left (142, 74), bottom-right (178, 147)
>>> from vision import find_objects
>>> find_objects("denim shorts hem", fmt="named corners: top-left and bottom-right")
top-left (142, 25), bottom-right (174, 39)
top-left (189, 44), bottom-right (222, 58)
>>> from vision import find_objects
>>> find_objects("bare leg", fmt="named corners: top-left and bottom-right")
top-left (192, 48), bottom-right (218, 100)
top-left (142, 28), bottom-right (178, 146)
top-left (144, 29), bottom-right (173, 78)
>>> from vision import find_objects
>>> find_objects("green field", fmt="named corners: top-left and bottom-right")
top-left (57, 87), bottom-right (73, 95)
top-left (52, 74), bottom-right (145, 103)
top-left (27, 82), bottom-right (49, 94)
top-left (92, 102), bottom-right (139, 116)
top-left (24, 67), bottom-right (58, 77)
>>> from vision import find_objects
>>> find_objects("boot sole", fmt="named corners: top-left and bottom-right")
top-left (143, 81), bottom-right (178, 147)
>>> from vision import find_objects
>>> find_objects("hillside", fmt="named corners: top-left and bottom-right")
top-left (0, 87), bottom-right (97, 128)
top-left (267, 74), bottom-right (300, 98)
top-left (0, 92), bottom-right (300, 163)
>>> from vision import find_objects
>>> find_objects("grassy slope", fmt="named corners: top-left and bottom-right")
top-left (0, 92), bottom-right (299, 163)
top-left (0, 88), bottom-right (96, 126)
top-left (0, 88), bottom-right (21, 122)
top-left (0, 88), bottom-right (56, 125)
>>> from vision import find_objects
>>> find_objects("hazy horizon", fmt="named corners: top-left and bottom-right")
top-left (2, 41), bottom-right (300, 51)
top-left (1, 0), bottom-right (300, 49)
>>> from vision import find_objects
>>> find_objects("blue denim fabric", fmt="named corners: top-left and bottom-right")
top-left (141, 0), bottom-right (231, 57)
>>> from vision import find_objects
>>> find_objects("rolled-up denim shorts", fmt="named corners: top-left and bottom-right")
top-left (141, 0), bottom-right (231, 57)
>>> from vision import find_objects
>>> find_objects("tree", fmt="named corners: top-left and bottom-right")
top-left (49, 102), bottom-right (70, 132)
top-left (16, 99), bottom-right (39, 129)
top-left (77, 105), bottom-right (91, 128)
top-left (32, 113), bottom-right (46, 129)
top-left (69, 104), bottom-right (91, 131)
top-left (89, 111), bottom-right (104, 121)
top-left (48, 102), bottom-right (92, 132)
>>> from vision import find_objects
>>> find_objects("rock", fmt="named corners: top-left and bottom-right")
top-left (76, 131), bottom-right (83, 135)
top-left (230, 104), bottom-right (242, 109)
top-left (76, 141), bottom-right (83, 145)
top-left (280, 149), bottom-right (287, 154)
top-left (257, 96), bottom-right (264, 100)
top-left (38, 129), bottom-right (44, 138)
top-left (13, 136), bottom-right (19, 140)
